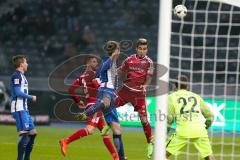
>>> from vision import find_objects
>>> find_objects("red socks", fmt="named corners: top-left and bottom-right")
top-left (66, 128), bottom-right (89, 144)
top-left (103, 135), bottom-right (119, 159)
top-left (142, 122), bottom-right (152, 143)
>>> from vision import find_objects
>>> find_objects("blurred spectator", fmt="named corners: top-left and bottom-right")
top-left (65, 42), bottom-right (77, 57)
top-left (114, 9), bottom-right (134, 27)
top-left (0, 81), bottom-right (10, 112)
top-left (81, 25), bottom-right (96, 47)
top-left (12, 3), bottom-right (26, 23)
top-left (43, 39), bottom-right (64, 58)
top-left (53, 0), bottom-right (67, 30)
top-left (66, 0), bottom-right (80, 32)
top-left (0, 51), bottom-right (7, 69)
top-left (103, 0), bottom-right (119, 9)
top-left (69, 25), bottom-right (82, 45)
top-left (135, 8), bottom-right (154, 27)
top-left (56, 42), bottom-right (77, 64)
top-left (16, 16), bottom-right (29, 37)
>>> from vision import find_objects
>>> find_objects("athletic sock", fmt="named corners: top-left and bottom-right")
top-left (142, 122), bottom-right (152, 143)
top-left (113, 134), bottom-right (125, 160)
top-left (17, 133), bottom-right (29, 160)
top-left (24, 134), bottom-right (36, 160)
top-left (103, 135), bottom-right (118, 159)
top-left (66, 129), bottom-right (89, 144)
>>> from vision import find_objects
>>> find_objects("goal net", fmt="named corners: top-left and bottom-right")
top-left (163, 0), bottom-right (240, 159)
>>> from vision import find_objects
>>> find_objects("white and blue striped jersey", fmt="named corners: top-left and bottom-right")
top-left (99, 58), bottom-right (117, 89)
top-left (10, 70), bottom-right (32, 112)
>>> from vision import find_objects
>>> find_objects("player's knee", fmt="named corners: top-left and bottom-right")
top-left (140, 118), bottom-right (149, 126)
top-left (112, 129), bottom-right (121, 135)
top-left (204, 155), bottom-right (215, 160)
top-left (111, 124), bottom-right (121, 135)
top-left (86, 126), bottom-right (95, 134)
top-left (29, 130), bottom-right (37, 136)
top-left (102, 97), bottom-right (111, 107)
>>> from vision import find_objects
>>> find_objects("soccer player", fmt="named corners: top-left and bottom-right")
top-left (10, 55), bottom-right (37, 160)
top-left (79, 40), bottom-right (126, 160)
top-left (83, 38), bottom-right (154, 158)
top-left (115, 38), bottom-right (154, 158)
top-left (166, 75), bottom-right (215, 160)
top-left (59, 56), bottom-right (119, 160)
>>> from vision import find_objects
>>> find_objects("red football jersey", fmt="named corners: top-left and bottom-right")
top-left (69, 70), bottom-right (99, 105)
top-left (118, 54), bottom-right (154, 91)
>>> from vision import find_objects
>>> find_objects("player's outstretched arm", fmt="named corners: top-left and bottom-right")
top-left (200, 97), bottom-right (214, 129)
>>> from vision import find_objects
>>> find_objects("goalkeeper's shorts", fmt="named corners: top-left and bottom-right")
top-left (166, 134), bottom-right (213, 158)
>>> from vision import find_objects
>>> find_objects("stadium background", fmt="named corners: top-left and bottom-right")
top-left (0, 0), bottom-right (239, 159)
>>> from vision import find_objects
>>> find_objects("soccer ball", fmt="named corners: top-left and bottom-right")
top-left (174, 5), bottom-right (187, 18)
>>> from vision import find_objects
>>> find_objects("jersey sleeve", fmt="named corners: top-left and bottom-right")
top-left (12, 74), bottom-right (22, 87)
top-left (12, 74), bottom-right (32, 99)
top-left (14, 87), bottom-right (32, 99)
top-left (200, 97), bottom-right (214, 120)
top-left (167, 95), bottom-right (175, 125)
top-left (69, 78), bottom-right (81, 104)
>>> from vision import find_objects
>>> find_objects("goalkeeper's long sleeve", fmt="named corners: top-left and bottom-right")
top-left (200, 98), bottom-right (215, 128)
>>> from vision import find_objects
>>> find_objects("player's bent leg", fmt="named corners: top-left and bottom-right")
top-left (166, 135), bottom-right (187, 157)
top-left (111, 122), bottom-right (126, 160)
top-left (115, 94), bottom-right (126, 108)
top-left (139, 115), bottom-right (154, 159)
top-left (85, 125), bottom-right (96, 135)
top-left (96, 117), bottom-right (119, 160)
top-left (101, 125), bottom-right (111, 136)
top-left (193, 137), bottom-right (214, 160)
top-left (111, 122), bottom-right (121, 135)
top-left (96, 116), bottom-right (111, 136)
top-left (102, 95), bottom-right (111, 107)
top-left (59, 128), bottom-right (89, 156)
top-left (140, 116), bottom-right (153, 143)
top-left (83, 101), bottom-right (108, 117)
top-left (24, 129), bottom-right (37, 160)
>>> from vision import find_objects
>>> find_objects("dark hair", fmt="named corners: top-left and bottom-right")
top-left (12, 55), bottom-right (27, 68)
top-left (175, 75), bottom-right (189, 90)
top-left (136, 38), bottom-right (148, 47)
top-left (85, 55), bottom-right (97, 64)
top-left (105, 40), bottom-right (119, 56)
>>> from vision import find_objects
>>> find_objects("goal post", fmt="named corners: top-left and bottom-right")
top-left (154, 0), bottom-right (172, 159)
top-left (155, 0), bottom-right (240, 159)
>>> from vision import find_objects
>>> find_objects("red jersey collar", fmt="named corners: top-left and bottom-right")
top-left (135, 54), bottom-right (146, 60)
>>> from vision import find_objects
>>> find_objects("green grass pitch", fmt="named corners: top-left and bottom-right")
top-left (0, 125), bottom-right (239, 160)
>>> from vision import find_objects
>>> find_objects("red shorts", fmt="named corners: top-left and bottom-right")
top-left (116, 86), bottom-right (147, 117)
top-left (86, 103), bottom-right (105, 129)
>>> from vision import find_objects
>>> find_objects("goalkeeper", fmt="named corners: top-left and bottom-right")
top-left (166, 75), bottom-right (215, 160)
